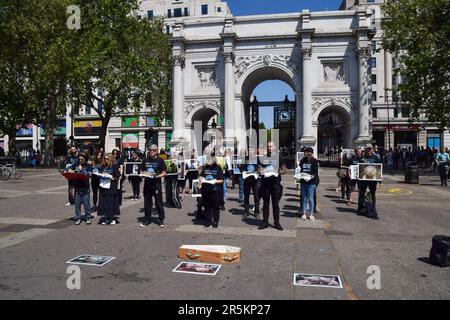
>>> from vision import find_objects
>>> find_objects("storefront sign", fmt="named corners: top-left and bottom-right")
top-left (373, 124), bottom-right (420, 131)
top-left (122, 132), bottom-right (139, 149)
top-left (40, 120), bottom-right (66, 136)
top-left (122, 116), bottom-right (139, 128)
top-left (16, 124), bottom-right (33, 137)
top-left (146, 116), bottom-right (160, 127)
top-left (74, 120), bottom-right (102, 136)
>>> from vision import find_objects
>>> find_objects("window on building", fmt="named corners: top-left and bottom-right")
top-left (184, 7), bottom-right (189, 16)
top-left (137, 15), bottom-right (142, 20)
top-left (371, 41), bottom-right (376, 53)
top-left (174, 8), bottom-right (182, 17)
top-left (402, 107), bottom-right (410, 118)
top-left (371, 74), bottom-right (377, 84)
top-left (392, 75), bottom-right (396, 85)
top-left (201, 4), bottom-right (208, 15)
top-left (372, 91), bottom-right (377, 102)
top-left (367, 0), bottom-right (375, 3)
top-left (147, 10), bottom-right (153, 19)
top-left (371, 57), bottom-right (377, 68)
top-left (394, 108), bottom-right (399, 118)
top-left (167, 9), bottom-right (172, 18)
top-left (166, 25), bottom-right (170, 34)
top-left (217, 7), bottom-right (222, 12)
top-left (401, 75), bottom-right (408, 84)
top-left (372, 107), bottom-right (377, 118)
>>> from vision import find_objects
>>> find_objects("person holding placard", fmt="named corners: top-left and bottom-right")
top-left (298, 147), bottom-right (319, 221)
top-left (64, 147), bottom-right (78, 207)
top-left (68, 153), bottom-right (93, 225)
top-left (186, 151), bottom-right (198, 194)
top-left (97, 154), bottom-right (121, 225)
top-left (258, 141), bottom-right (286, 231)
top-left (357, 147), bottom-right (381, 219)
top-left (90, 151), bottom-right (104, 212)
top-left (343, 148), bottom-right (363, 206)
top-left (240, 147), bottom-right (261, 219)
top-left (128, 151), bottom-right (143, 200)
top-left (140, 145), bottom-right (167, 227)
top-left (199, 155), bottom-right (224, 229)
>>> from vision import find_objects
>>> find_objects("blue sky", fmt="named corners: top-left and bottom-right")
top-left (226, 0), bottom-right (342, 128)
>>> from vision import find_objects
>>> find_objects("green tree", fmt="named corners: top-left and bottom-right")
top-left (0, 0), bottom-right (78, 165)
top-left (69, 0), bottom-right (172, 149)
top-left (381, 0), bottom-right (450, 128)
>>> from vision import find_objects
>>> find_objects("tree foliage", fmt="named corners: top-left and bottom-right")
top-left (381, 0), bottom-right (450, 128)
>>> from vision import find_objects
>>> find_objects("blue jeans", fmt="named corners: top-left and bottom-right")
top-left (301, 183), bottom-right (316, 215)
top-left (223, 177), bottom-right (227, 201)
top-left (238, 175), bottom-right (244, 201)
top-left (75, 189), bottom-right (91, 219)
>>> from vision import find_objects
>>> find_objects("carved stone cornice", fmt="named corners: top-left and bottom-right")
top-left (311, 96), bottom-right (356, 114)
top-left (234, 53), bottom-right (301, 79)
top-left (356, 46), bottom-right (371, 59)
top-left (301, 47), bottom-right (312, 60)
top-left (185, 99), bottom-right (222, 117)
top-left (173, 55), bottom-right (185, 68)
top-left (223, 52), bottom-right (235, 64)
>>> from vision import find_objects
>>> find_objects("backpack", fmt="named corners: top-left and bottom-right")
top-left (429, 235), bottom-right (450, 267)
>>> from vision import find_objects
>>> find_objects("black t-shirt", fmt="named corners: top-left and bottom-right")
top-left (299, 157), bottom-right (319, 185)
top-left (141, 157), bottom-right (166, 187)
top-left (200, 164), bottom-right (224, 192)
top-left (258, 153), bottom-right (285, 185)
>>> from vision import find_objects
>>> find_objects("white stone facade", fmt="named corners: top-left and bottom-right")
top-left (169, 8), bottom-right (377, 153)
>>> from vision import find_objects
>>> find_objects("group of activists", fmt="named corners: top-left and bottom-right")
top-left (62, 142), bottom-right (385, 230)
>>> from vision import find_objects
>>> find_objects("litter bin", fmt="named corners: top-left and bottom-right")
top-left (405, 162), bottom-right (419, 184)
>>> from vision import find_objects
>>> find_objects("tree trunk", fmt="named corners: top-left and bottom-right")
top-left (44, 90), bottom-right (58, 167)
top-left (7, 130), bottom-right (17, 157)
top-left (99, 112), bottom-right (111, 151)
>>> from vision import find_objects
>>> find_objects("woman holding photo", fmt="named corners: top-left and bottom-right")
top-left (90, 151), bottom-right (104, 212)
top-left (199, 155), bottom-right (224, 229)
top-left (97, 154), bottom-right (122, 225)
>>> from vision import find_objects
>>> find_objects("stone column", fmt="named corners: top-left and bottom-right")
top-left (384, 49), bottom-right (393, 101)
top-left (356, 46), bottom-right (372, 143)
top-left (295, 92), bottom-right (302, 151)
top-left (224, 51), bottom-right (235, 140)
top-left (172, 54), bottom-right (185, 140)
top-left (300, 47), bottom-right (316, 146)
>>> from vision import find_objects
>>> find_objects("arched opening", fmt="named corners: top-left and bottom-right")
top-left (190, 107), bottom-right (221, 155)
top-left (239, 65), bottom-right (298, 166)
top-left (317, 106), bottom-right (352, 164)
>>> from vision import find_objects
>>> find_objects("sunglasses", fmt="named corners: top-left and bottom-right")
top-left (150, 149), bottom-right (157, 151)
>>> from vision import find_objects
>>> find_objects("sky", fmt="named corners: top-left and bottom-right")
top-left (226, 0), bottom-right (343, 128)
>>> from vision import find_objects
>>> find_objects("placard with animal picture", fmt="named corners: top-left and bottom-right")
top-left (191, 179), bottom-right (202, 197)
top-left (358, 163), bottom-right (383, 181)
top-left (177, 160), bottom-right (187, 180)
top-left (187, 159), bottom-right (198, 171)
top-left (124, 162), bottom-right (141, 176)
top-left (165, 159), bottom-right (178, 175)
top-left (340, 149), bottom-right (355, 168)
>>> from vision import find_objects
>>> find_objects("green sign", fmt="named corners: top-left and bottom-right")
top-left (122, 117), bottom-right (139, 128)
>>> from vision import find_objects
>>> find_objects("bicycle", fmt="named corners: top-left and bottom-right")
top-left (0, 165), bottom-right (12, 181)
top-left (5, 164), bottom-right (22, 180)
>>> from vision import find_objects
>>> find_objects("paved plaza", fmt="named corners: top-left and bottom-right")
top-left (0, 168), bottom-right (448, 300)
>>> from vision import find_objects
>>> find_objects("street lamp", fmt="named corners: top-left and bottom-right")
top-left (381, 88), bottom-right (391, 151)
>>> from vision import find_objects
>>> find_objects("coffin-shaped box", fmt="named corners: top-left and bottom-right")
top-left (178, 245), bottom-right (241, 264)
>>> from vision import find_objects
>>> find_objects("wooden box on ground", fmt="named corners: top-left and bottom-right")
top-left (178, 245), bottom-right (241, 264)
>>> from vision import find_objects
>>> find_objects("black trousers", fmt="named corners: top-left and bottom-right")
top-left (202, 189), bottom-right (220, 225)
top-left (129, 177), bottom-right (141, 198)
top-left (358, 181), bottom-right (378, 213)
top-left (244, 177), bottom-right (260, 213)
top-left (144, 183), bottom-right (165, 222)
top-left (340, 178), bottom-right (356, 200)
top-left (261, 184), bottom-right (281, 225)
top-left (91, 178), bottom-right (99, 207)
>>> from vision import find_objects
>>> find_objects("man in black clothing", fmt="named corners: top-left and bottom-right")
top-left (140, 145), bottom-right (167, 227)
top-left (357, 147), bottom-right (382, 219)
top-left (241, 147), bottom-right (261, 219)
top-left (258, 141), bottom-right (286, 231)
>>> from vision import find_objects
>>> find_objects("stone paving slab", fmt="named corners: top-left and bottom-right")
top-left (0, 228), bottom-right (55, 250)
top-left (174, 224), bottom-right (296, 238)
